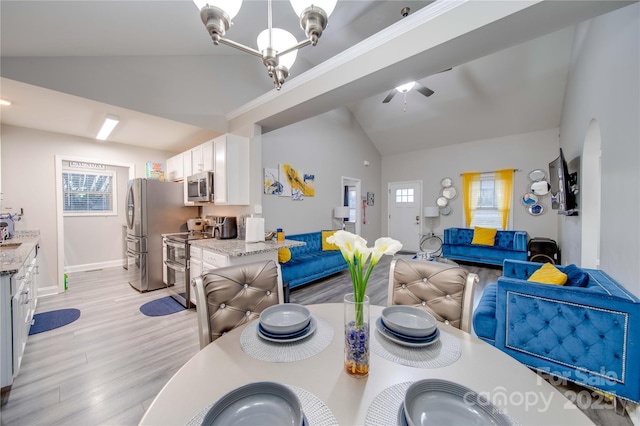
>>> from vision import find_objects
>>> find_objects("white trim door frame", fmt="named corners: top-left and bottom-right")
top-left (54, 155), bottom-right (135, 294)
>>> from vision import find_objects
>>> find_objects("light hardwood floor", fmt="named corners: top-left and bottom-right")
top-left (0, 257), bottom-right (633, 425)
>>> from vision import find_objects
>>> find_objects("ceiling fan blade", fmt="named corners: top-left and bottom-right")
top-left (414, 82), bottom-right (435, 98)
top-left (382, 90), bottom-right (396, 103)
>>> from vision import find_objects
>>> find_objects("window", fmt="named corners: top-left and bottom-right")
top-left (395, 188), bottom-right (414, 203)
top-left (462, 170), bottom-right (514, 230)
top-left (63, 170), bottom-right (116, 215)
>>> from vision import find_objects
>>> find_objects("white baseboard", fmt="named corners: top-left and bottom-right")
top-left (64, 259), bottom-right (125, 274)
top-left (628, 402), bottom-right (639, 426)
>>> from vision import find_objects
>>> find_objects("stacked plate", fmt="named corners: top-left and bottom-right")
top-left (258, 304), bottom-right (316, 343)
top-left (398, 379), bottom-right (514, 426)
top-left (377, 306), bottom-right (439, 347)
top-left (201, 381), bottom-right (307, 426)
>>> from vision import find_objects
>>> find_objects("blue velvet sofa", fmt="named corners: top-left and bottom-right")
top-left (442, 227), bottom-right (528, 266)
top-left (279, 231), bottom-right (348, 292)
top-left (473, 259), bottom-right (640, 403)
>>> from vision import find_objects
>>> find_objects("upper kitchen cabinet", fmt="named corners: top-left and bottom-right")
top-left (166, 153), bottom-right (184, 182)
top-left (214, 134), bottom-right (249, 205)
top-left (191, 140), bottom-right (214, 174)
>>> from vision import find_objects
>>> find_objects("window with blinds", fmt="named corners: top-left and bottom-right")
top-left (63, 170), bottom-right (116, 215)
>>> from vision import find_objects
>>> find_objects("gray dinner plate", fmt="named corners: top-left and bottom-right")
top-left (403, 379), bottom-right (514, 426)
top-left (201, 381), bottom-right (303, 426)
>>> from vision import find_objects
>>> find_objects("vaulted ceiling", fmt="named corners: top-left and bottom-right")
top-left (0, 1), bottom-right (633, 155)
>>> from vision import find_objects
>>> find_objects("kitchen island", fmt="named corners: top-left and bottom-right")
top-left (186, 238), bottom-right (305, 305)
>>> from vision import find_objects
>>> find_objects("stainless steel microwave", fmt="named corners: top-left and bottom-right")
top-left (186, 171), bottom-right (214, 203)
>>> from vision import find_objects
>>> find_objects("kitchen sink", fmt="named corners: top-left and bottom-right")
top-left (0, 242), bottom-right (22, 250)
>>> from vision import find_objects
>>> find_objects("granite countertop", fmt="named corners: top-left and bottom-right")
top-left (0, 230), bottom-right (41, 275)
top-left (189, 238), bottom-right (305, 257)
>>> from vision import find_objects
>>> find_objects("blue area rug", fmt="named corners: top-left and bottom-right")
top-left (140, 294), bottom-right (185, 317)
top-left (29, 308), bottom-right (81, 335)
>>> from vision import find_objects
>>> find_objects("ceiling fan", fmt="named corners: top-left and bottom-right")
top-left (382, 81), bottom-right (434, 104)
top-left (382, 68), bottom-right (453, 111)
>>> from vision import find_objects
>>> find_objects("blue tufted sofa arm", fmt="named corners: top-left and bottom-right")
top-left (492, 260), bottom-right (640, 402)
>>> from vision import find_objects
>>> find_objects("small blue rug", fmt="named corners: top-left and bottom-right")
top-left (29, 308), bottom-right (81, 335)
top-left (140, 295), bottom-right (185, 317)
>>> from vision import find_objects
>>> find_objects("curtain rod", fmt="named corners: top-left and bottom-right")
top-left (460, 168), bottom-right (521, 176)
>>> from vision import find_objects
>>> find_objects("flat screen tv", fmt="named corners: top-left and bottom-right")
top-left (548, 148), bottom-right (578, 216)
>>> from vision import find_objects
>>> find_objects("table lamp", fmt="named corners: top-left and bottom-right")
top-left (333, 206), bottom-right (350, 230)
top-left (424, 206), bottom-right (439, 236)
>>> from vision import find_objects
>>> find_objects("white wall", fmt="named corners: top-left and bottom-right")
top-left (382, 128), bottom-right (560, 240)
top-left (260, 107), bottom-right (383, 243)
top-left (63, 162), bottom-right (130, 271)
top-left (1, 124), bottom-right (176, 294)
top-left (559, 4), bottom-right (639, 297)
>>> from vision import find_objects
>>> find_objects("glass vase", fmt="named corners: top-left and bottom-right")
top-left (344, 293), bottom-right (370, 378)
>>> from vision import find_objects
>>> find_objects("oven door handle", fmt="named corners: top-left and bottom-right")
top-left (165, 240), bottom-right (186, 250)
top-left (164, 260), bottom-right (186, 273)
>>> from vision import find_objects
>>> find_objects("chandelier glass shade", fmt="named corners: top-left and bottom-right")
top-left (193, 0), bottom-right (336, 90)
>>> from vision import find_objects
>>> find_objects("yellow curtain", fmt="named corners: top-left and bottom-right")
top-left (461, 172), bottom-right (481, 227)
top-left (495, 169), bottom-right (514, 230)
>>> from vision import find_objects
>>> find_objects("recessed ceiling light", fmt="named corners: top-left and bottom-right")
top-left (96, 114), bottom-right (119, 141)
top-left (0, 99), bottom-right (12, 106)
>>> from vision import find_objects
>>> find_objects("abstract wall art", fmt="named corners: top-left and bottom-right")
top-left (263, 167), bottom-right (282, 195)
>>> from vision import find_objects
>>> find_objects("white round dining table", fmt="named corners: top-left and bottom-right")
top-left (139, 303), bottom-right (594, 425)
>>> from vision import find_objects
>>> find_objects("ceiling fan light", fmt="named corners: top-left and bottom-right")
top-left (290, 0), bottom-right (337, 18)
top-left (395, 81), bottom-right (416, 93)
top-left (193, 0), bottom-right (242, 20)
top-left (257, 28), bottom-right (298, 71)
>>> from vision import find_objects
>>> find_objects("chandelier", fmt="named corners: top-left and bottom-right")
top-left (193, 0), bottom-right (337, 90)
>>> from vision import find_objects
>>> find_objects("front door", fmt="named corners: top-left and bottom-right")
top-left (388, 181), bottom-right (422, 252)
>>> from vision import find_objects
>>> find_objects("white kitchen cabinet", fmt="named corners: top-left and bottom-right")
top-left (1, 242), bottom-right (39, 389)
top-left (183, 150), bottom-right (192, 178)
top-left (214, 134), bottom-right (249, 205)
top-left (190, 140), bottom-right (214, 174)
top-left (166, 153), bottom-right (184, 182)
top-left (189, 258), bottom-right (202, 306)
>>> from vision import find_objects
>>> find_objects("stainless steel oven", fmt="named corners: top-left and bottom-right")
top-left (163, 232), bottom-right (214, 308)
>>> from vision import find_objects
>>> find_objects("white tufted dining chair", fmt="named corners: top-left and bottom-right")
top-left (192, 260), bottom-right (284, 349)
top-left (387, 259), bottom-right (479, 333)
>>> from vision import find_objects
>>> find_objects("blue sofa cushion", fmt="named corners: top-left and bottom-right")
top-left (563, 264), bottom-right (590, 287)
top-left (473, 282), bottom-right (498, 343)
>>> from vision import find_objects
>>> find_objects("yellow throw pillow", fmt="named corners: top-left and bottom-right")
top-left (322, 230), bottom-right (339, 251)
top-left (278, 248), bottom-right (291, 263)
top-left (471, 227), bottom-right (498, 246)
top-left (528, 263), bottom-right (568, 285)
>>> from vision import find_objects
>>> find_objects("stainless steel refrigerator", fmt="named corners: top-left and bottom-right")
top-left (125, 178), bottom-right (196, 292)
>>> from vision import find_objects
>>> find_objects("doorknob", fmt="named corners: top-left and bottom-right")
top-left (415, 215), bottom-right (420, 225)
